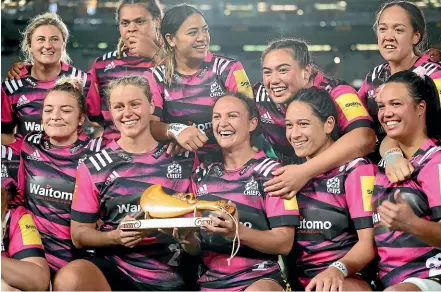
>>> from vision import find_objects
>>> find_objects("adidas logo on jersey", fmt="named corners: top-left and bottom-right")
top-left (261, 111), bottom-right (274, 124)
top-left (17, 95), bottom-right (30, 107)
top-left (167, 162), bottom-right (182, 179)
top-left (197, 184), bottom-right (208, 196)
top-left (244, 177), bottom-right (261, 196)
top-left (104, 61), bottom-right (116, 72)
top-left (27, 150), bottom-right (42, 161)
top-left (210, 81), bottom-right (224, 97)
top-left (105, 171), bottom-right (120, 186)
top-left (326, 177), bottom-right (341, 194)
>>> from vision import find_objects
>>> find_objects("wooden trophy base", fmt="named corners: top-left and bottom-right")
top-left (118, 217), bottom-right (213, 231)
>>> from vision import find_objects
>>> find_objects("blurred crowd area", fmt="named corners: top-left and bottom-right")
top-left (2, 0), bottom-right (441, 88)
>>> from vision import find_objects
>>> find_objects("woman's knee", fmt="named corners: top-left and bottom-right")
top-left (53, 259), bottom-right (109, 291)
top-left (245, 279), bottom-right (284, 291)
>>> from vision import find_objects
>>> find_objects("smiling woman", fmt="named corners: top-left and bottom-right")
top-left (283, 87), bottom-right (376, 292)
top-left (373, 70), bottom-right (441, 291)
top-left (14, 76), bottom-right (106, 278)
top-left (185, 93), bottom-right (299, 291)
top-left (358, 0), bottom-right (441, 173)
top-left (145, 4), bottom-right (253, 160)
top-left (1, 12), bottom-right (101, 147)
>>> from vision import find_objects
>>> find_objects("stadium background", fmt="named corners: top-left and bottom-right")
top-left (1, 0), bottom-right (441, 89)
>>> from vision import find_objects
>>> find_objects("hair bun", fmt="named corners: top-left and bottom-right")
top-left (55, 76), bottom-right (84, 92)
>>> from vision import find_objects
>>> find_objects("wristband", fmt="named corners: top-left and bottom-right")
top-left (384, 147), bottom-right (404, 165)
top-left (167, 123), bottom-right (190, 139)
top-left (330, 261), bottom-right (348, 277)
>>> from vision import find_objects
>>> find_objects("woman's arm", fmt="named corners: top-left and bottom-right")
top-left (265, 127), bottom-right (376, 198)
top-left (1, 256), bottom-right (50, 291)
top-left (237, 225), bottom-right (294, 255)
top-left (337, 228), bottom-right (375, 275)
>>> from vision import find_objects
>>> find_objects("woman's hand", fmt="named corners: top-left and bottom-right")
top-left (305, 266), bottom-right (345, 292)
top-left (385, 156), bottom-right (414, 183)
top-left (202, 202), bottom-right (239, 240)
top-left (264, 164), bottom-right (312, 199)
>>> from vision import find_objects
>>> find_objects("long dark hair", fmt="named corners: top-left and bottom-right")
top-left (161, 4), bottom-right (204, 84)
top-left (385, 70), bottom-right (441, 139)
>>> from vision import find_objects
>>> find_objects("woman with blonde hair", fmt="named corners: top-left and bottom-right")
top-left (1, 12), bottom-right (100, 146)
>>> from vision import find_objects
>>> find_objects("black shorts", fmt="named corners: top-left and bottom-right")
top-left (84, 256), bottom-right (159, 291)
top-left (200, 268), bottom-right (288, 291)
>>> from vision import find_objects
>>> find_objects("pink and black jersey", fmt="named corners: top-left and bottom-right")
top-left (71, 141), bottom-right (196, 290)
top-left (358, 54), bottom-right (441, 143)
top-left (293, 158), bottom-right (376, 287)
top-left (192, 151), bottom-right (299, 290)
top-left (254, 73), bottom-right (373, 163)
top-left (1, 144), bottom-right (21, 208)
top-left (2, 206), bottom-right (45, 260)
top-left (17, 132), bottom-right (106, 272)
top-left (146, 51), bottom-right (253, 155)
top-left (1, 62), bottom-right (100, 142)
top-left (373, 139), bottom-right (441, 287)
top-left (88, 50), bottom-right (155, 139)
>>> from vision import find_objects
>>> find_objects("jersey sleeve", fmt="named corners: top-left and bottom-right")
top-left (144, 68), bottom-right (165, 120)
top-left (1, 86), bottom-right (15, 134)
top-left (85, 68), bottom-right (103, 123)
top-left (417, 154), bottom-right (441, 220)
top-left (331, 84), bottom-right (374, 134)
top-left (261, 164), bottom-right (300, 228)
top-left (8, 206), bottom-right (45, 260)
top-left (71, 162), bottom-right (101, 223)
top-left (223, 61), bottom-right (253, 98)
top-left (344, 162), bottom-right (377, 229)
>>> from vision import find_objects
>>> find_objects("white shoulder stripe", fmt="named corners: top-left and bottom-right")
top-left (345, 157), bottom-right (366, 171)
top-left (262, 161), bottom-right (280, 177)
top-left (95, 138), bottom-right (103, 152)
top-left (71, 67), bottom-right (77, 78)
top-left (417, 146), bottom-right (441, 165)
top-left (95, 153), bottom-right (107, 167)
top-left (112, 51), bottom-right (118, 57)
top-left (4, 81), bottom-right (14, 94)
top-left (1, 146), bottom-right (12, 160)
top-left (152, 67), bottom-right (163, 82)
top-left (89, 156), bottom-right (101, 171)
top-left (254, 158), bottom-right (271, 172)
top-left (219, 60), bottom-right (231, 75)
top-left (101, 149), bottom-right (113, 163)
top-left (17, 79), bottom-right (23, 87)
top-left (10, 79), bottom-right (19, 91)
top-left (213, 58), bottom-right (219, 73)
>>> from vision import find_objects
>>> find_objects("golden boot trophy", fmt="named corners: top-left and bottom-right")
top-left (119, 184), bottom-right (235, 231)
